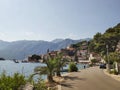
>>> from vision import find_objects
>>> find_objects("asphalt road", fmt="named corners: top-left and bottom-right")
top-left (61, 67), bottom-right (120, 90)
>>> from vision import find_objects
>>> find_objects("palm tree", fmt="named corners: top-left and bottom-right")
top-left (34, 52), bottom-right (68, 83)
top-left (34, 56), bottom-right (56, 83)
top-left (55, 53), bottom-right (69, 77)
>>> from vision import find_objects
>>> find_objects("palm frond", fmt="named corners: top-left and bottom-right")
top-left (34, 66), bottom-right (48, 75)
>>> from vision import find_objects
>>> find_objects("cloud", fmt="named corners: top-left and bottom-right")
top-left (0, 32), bottom-right (5, 37)
top-left (25, 31), bottom-right (34, 36)
top-left (0, 32), bottom-right (6, 41)
top-left (67, 33), bottom-right (79, 39)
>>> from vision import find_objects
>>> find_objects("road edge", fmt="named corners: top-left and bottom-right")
top-left (103, 69), bottom-right (120, 82)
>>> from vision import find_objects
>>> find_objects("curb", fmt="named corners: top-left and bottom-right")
top-left (103, 69), bottom-right (120, 82)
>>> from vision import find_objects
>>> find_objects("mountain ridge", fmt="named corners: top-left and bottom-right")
top-left (0, 38), bottom-right (91, 60)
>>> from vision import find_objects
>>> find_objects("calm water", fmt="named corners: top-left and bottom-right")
top-left (0, 60), bottom-right (46, 77)
top-left (0, 60), bottom-right (88, 79)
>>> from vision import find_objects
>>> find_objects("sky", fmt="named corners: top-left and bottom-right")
top-left (0, 0), bottom-right (120, 41)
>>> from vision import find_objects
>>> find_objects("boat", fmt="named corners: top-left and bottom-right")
top-left (13, 59), bottom-right (19, 63)
top-left (21, 60), bottom-right (28, 63)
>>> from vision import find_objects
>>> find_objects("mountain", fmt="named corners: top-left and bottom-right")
top-left (0, 38), bottom-right (91, 60)
top-left (0, 40), bottom-right (10, 50)
top-left (52, 39), bottom-right (64, 43)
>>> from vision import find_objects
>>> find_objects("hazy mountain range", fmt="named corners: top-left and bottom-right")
top-left (0, 38), bottom-right (91, 60)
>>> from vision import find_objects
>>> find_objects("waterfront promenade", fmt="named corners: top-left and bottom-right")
top-left (61, 67), bottom-right (120, 90)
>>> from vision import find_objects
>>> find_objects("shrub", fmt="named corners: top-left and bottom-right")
top-left (27, 74), bottom-right (48, 90)
top-left (89, 63), bottom-right (93, 67)
top-left (113, 69), bottom-right (118, 75)
top-left (33, 81), bottom-right (47, 90)
top-left (109, 70), bottom-right (114, 74)
top-left (0, 72), bottom-right (27, 90)
top-left (69, 62), bottom-right (78, 72)
top-left (91, 59), bottom-right (98, 64)
top-left (109, 69), bottom-right (118, 75)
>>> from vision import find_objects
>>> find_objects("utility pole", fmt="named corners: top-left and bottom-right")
top-left (106, 45), bottom-right (110, 72)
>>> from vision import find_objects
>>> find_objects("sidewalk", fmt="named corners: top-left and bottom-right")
top-left (103, 69), bottom-right (120, 82)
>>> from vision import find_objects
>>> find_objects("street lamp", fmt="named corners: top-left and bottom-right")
top-left (106, 45), bottom-right (110, 72)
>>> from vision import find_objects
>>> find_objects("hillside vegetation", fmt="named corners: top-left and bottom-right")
top-left (89, 23), bottom-right (120, 55)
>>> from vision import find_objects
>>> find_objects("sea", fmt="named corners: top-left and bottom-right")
top-left (0, 60), bottom-right (88, 80)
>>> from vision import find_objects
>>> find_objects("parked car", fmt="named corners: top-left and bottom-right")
top-left (99, 63), bottom-right (106, 69)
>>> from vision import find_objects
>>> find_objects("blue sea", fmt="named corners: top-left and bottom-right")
top-left (0, 60), bottom-right (88, 80)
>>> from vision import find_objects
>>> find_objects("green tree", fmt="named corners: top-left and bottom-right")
top-left (68, 62), bottom-right (78, 72)
top-left (31, 54), bottom-right (41, 62)
top-left (89, 23), bottom-right (120, 55)
top-left (55, 53), bottom-right (68, 77)
top-left (91, 59), bottom-right (98, 65)
top-left (34, 56), bottom-right (56, 83)
top-left (109, 52), bottom-right (120, 74)
top-left (94, 32), bottom-right (102, 43)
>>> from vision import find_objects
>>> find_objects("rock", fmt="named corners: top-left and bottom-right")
top-left (23, 83), bottom-right (33, 90)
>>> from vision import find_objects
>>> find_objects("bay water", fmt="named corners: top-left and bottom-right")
top-left (0, 60), bottom-right (88, 80)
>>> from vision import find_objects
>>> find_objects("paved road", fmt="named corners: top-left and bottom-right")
top-left (61, 67), bottom-right (120, 90)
